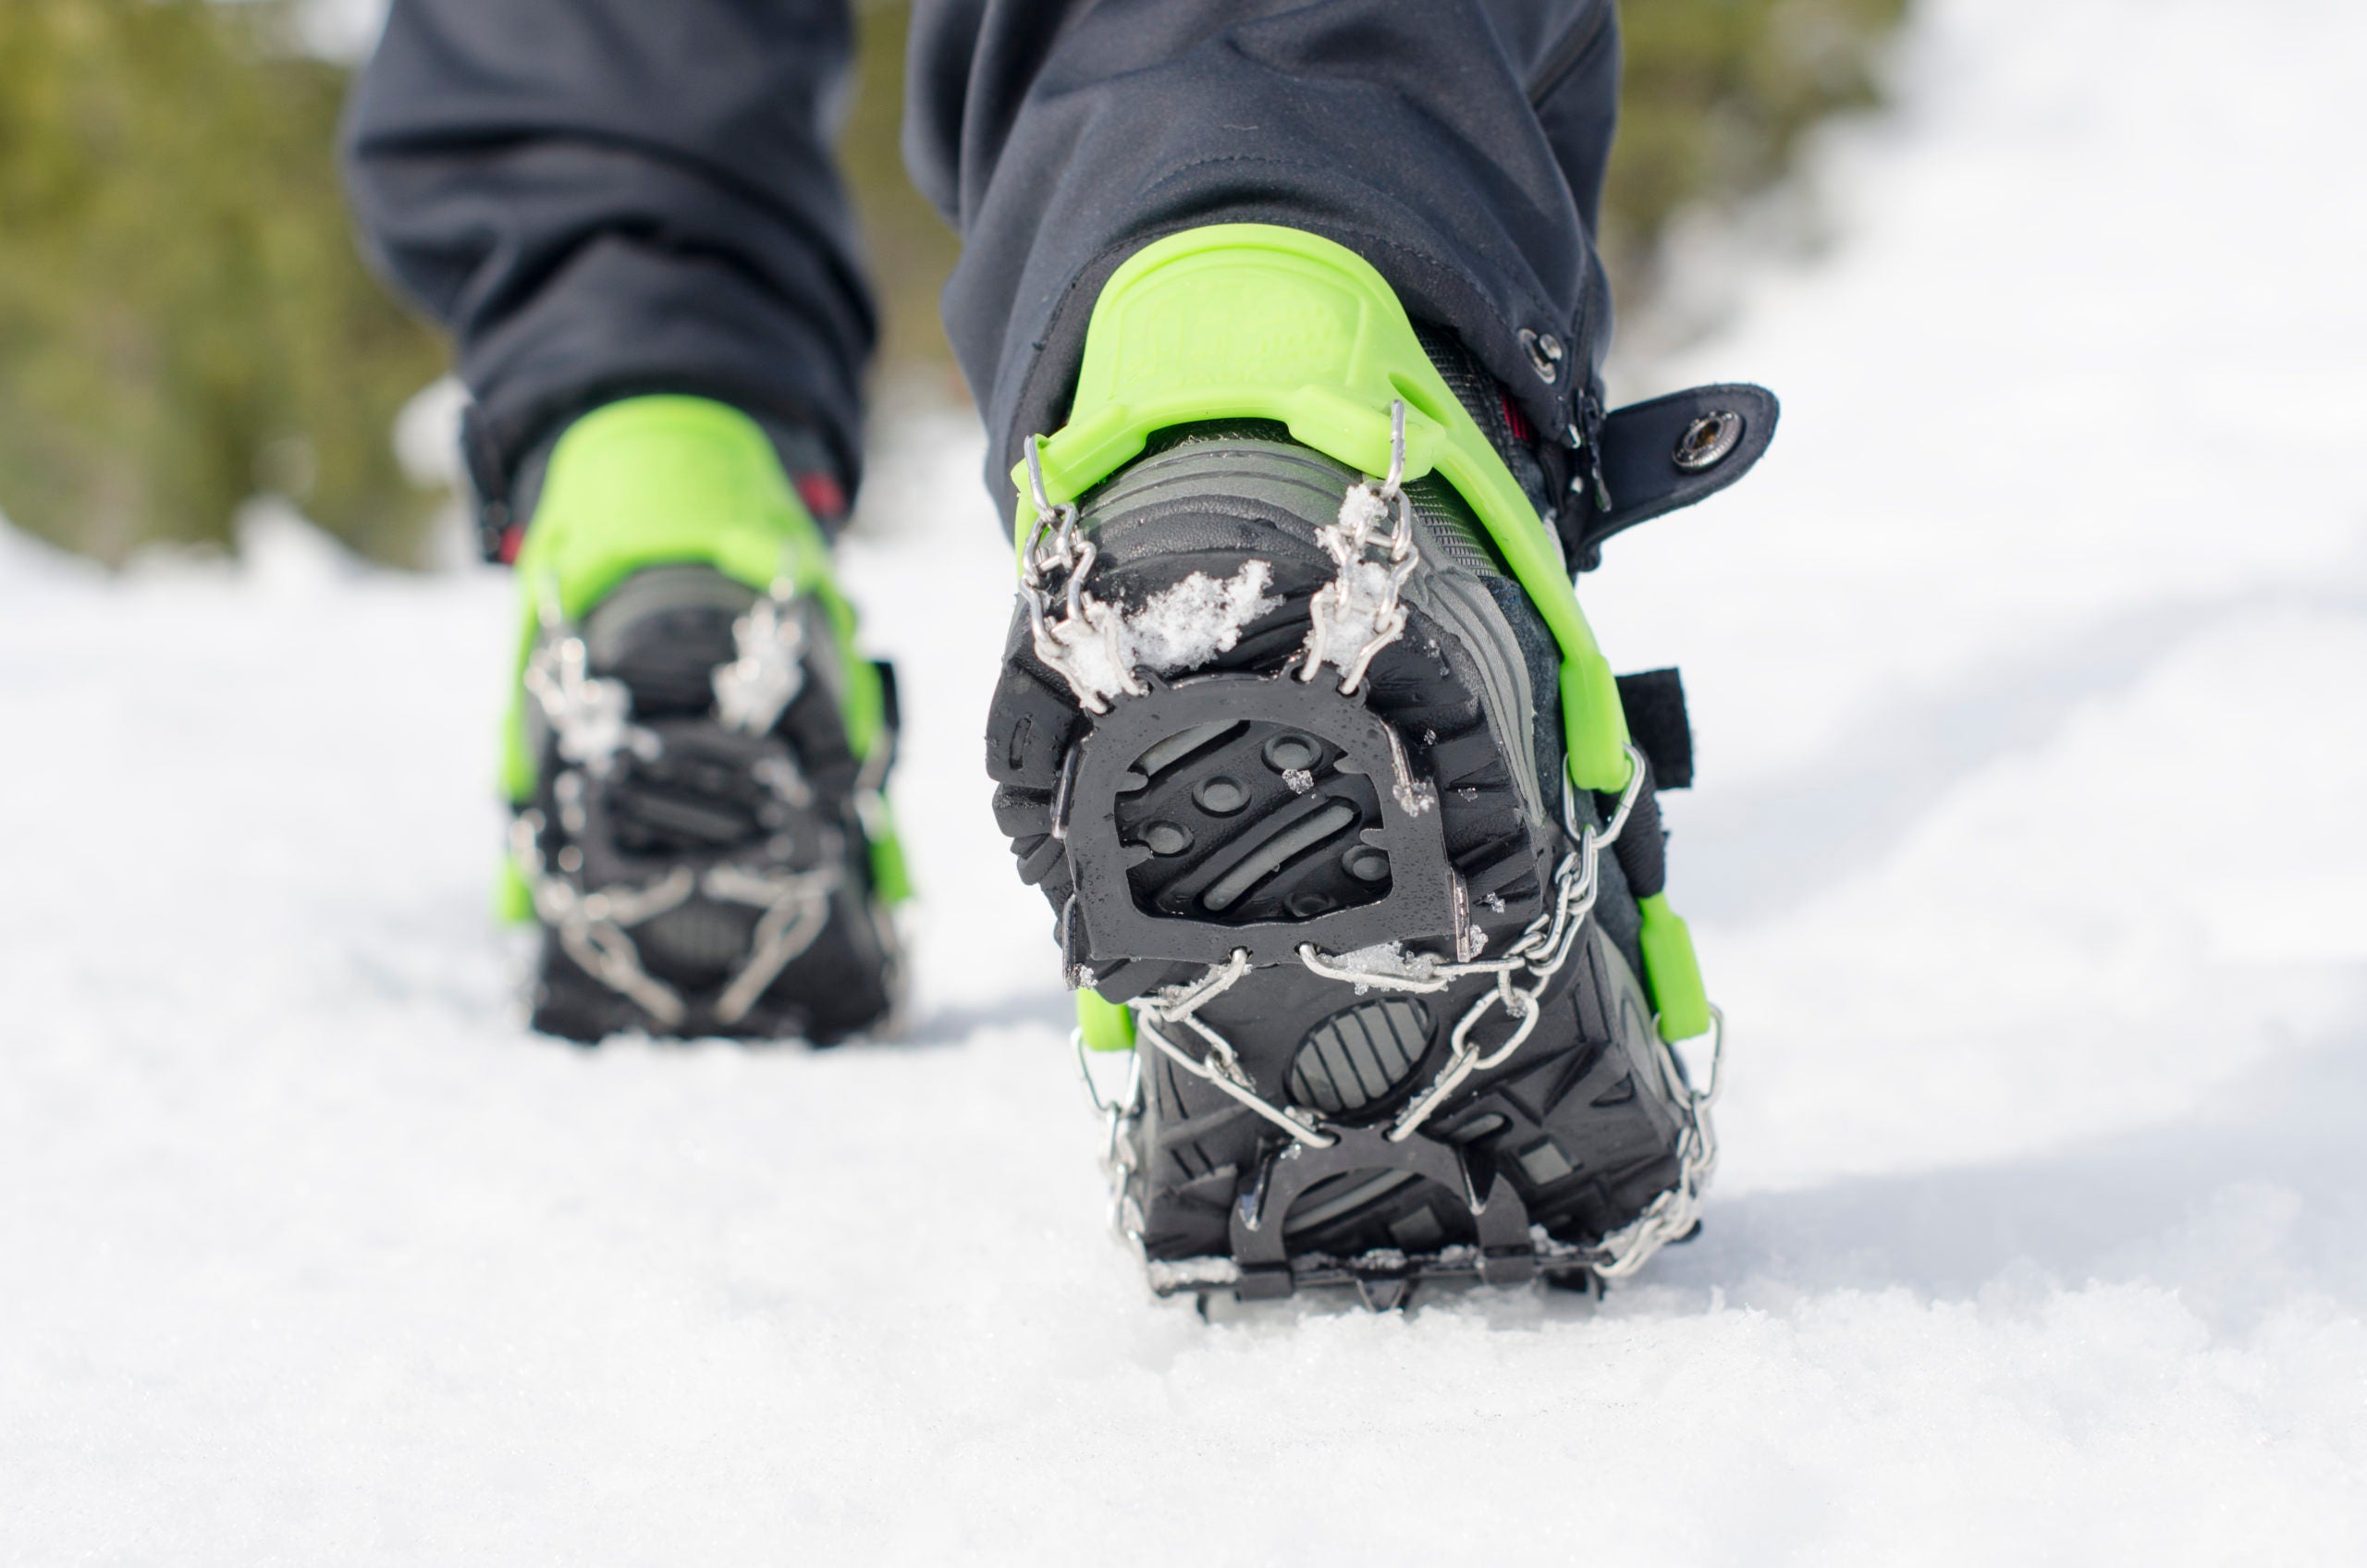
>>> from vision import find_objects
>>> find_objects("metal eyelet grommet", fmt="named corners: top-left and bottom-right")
top-left (1517, 328), bottom-right (1564, 385)
top-left (1673, 410), bottom-right (1743, 472)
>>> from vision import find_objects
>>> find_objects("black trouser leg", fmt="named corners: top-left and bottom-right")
top-left (341, 0), bottom-right (875, 508)
top-left (343, 0), bottom-right (1625, 533)
top-left (905, 0), bottom-right (1624, 520)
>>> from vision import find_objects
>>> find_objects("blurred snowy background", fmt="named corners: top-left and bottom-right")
top-left (5, 0), bottom-right (2365, 1562)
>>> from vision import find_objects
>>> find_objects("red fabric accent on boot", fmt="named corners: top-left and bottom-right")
top-left (795, 471), bottom-right (848, 522)
top-left (1499, 389), bottom-right (1532, 444)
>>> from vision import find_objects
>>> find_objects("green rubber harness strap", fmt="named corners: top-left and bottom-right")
top-left (1022, 226), bottom-right (1711, 1044)
top-left (1075, 988), bottom-right (1138, 1054)
top-left (1010, 223), bottom-right (1634, 793)
top-left (495, 395), bottom-right (908, 921)
top-left (503, 395), bottom-right (883, 803)
top-left (1636, 893), bottom-right (1711, 1043)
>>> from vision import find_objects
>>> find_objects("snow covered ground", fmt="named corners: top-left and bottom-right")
top-left (6, 0), bottom-right (2365, 1559)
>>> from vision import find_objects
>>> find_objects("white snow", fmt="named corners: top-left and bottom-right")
top-left (1119, 559), bottom-right (1282, 676)
top-left (1300, 486), bottom-right (1411, 683)
top-left (1035, 559), bottom-right (1280, 708)
top-left (6, 0), bottom-right (2367, 1560)
top-left (1325, 940), bottom-right (1444, 986)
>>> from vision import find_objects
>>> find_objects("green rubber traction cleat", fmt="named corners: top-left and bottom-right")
top-left (497, 395), bottom-right (908, 1045)
top-left (985, 225), bottom-right (1730, 1308)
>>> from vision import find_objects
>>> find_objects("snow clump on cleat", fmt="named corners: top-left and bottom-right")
top-left (987, 225), bottom-right (1729, 1308)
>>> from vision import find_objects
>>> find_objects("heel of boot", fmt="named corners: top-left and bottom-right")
top-left (514, 566), bottom-right (901, 1044)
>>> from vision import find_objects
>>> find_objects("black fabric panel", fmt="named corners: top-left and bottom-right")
top-left (1615, 668), bottom-right (1692, 790)
top-left (342, 0), bottom-right (875, 502)
top-left (905, 0), bottom-right (1623, 526)
top-left (1568, 383), bottom-right (1779, 568)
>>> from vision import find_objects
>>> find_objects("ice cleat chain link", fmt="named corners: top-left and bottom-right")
top-left (523, 594), bottom-right (657, 778)
top-left (699, 854), bottom-right (845, 1025)
top-left (712, 590), bottom-right (808, 736)
top-left (1588, 1004), bottom-right (1723, 1280)
top-left (515, 581), bottom-right (852, 1035)
top-left (1019, 438), bottom-right (1143, 715)
top-left (1074, 741), bottom-right (1727, 1296)
top-left (511, 810), bottom-right (695, 1027)
top-left (1022, 399), bottom-right (1426, 712)
top-left (1297, 400), bottom-right (1419, 695)
top-left (997, 228), bottom-right (1731, 1304)
top-left (1134, 949), bottom-right (1336, 1149)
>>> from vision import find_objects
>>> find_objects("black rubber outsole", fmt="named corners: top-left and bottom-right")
top-left (520, 568), bottom-right (900, 1047)
top-left (987, 432), bottom-right (1693, 1301)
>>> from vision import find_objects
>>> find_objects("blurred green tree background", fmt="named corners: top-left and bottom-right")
top-left (0, 0), bottom-right (1902, 567)
top-left (1606, 0), bottom-right (1907, 295)
top-left (0, 0), bottom-right (445, 564)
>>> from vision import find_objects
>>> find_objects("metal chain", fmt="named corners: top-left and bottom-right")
top-left (713, 593), bottom-right (808, 736)
top-left (706, 576), bottom-right (851, 1022)
top-left (1019, 438), bottom-right (1141, 714)
top-left (1072, 743), bottom-right (1726, 1286)
top-left (1298, 400), bottom-right (1419, 695)
top-left (512, 811), bottom-right (694, 1027)
top-left (1075, 1032), bottom-right (1148, 1243)
top-left (1040, 403), bottom-right (1725, 1287)
top-left (1021, 401), bottom-right (1417, 710)
top-left (1586, 1006), bottom-right (1723, 1278)
top-left (511, 576), bottom-right (849, 1031)
top-left (523, 627), bottom-right (657, 777)
top-left (1375, 750), bottom-right (1648, 1141)
top-left (1076, 745), bottom-right (1647, 1158)
top-left (1134, 950), bottom-right (1337, 1148)
top-left (512, 807), bottom-right (843, 1033)
top-left (704, 858), bottom-right (844, 1024)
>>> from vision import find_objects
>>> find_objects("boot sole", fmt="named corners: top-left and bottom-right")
top-left (517, 567), bottom-right (901, 1045)
top-left (987, 432), bottom-right (1700, 1305)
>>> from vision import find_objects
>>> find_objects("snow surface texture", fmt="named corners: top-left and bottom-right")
top-left (6, 0), bottom-right (2366, 1559)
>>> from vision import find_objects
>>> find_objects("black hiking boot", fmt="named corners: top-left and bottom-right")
top-left (985, 225), bottom-right (1753, 1305)
top-left (497, 397), bottom-right (905, 1045)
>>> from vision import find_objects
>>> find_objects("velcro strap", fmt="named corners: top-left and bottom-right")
top-left (1615, 667), bottom-right (1692, 790)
